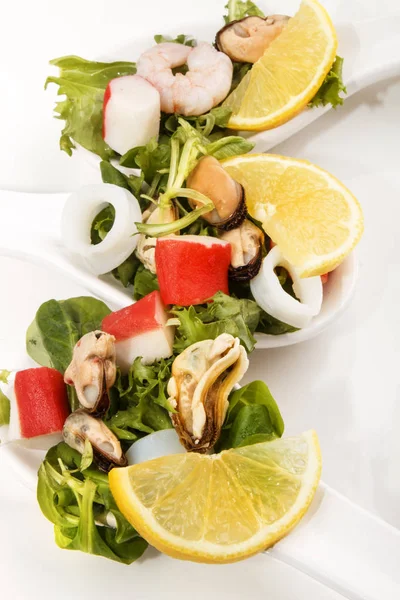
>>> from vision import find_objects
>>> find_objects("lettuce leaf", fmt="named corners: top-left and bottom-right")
top-left (223, 0), bottom-right (265, 23)
top-left (37, 443), bottom-right (147, 564)
top-left (26, 297), bottom-right (111, 410)
top-left (45, 56), bottom-right (136, 158)
top-left (154, 33), bottom-right (196, 46)
top-left (309, 56), bottom-right (347, 108)
top-left (216, 381), bottom-right (284, 450)
top-left (172, 292), bottom-right (261, 353)
top-left (133, 266), bottom-right (159, 300)
top-left (106, 357), bottom-right (173, 440)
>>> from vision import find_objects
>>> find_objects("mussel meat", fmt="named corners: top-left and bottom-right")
top-left (63, 410), bottom-right (127, 472)
top-left (167, 333), bottom-right (249, 452)
top-left (220, 219), bottom-right (264, 282)
top-left (64, 331), bottom-right (116, 417)
top-left (216, 15), bottom-right (290, 63)
top-left (186, 156), bottom-right (247, 231)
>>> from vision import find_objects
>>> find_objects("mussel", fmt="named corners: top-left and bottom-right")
top-left (167, 334), bottom-right (249, 452)
top-left (220, 219), bottom-right (264, 282)
top-left (136, 203), bottom-right (178, 273)
top-left (64, 331), bottom-right (116, 417)
top-left (62, 410), bottom-right (127, 472)
top-left (216, 15), bottom-right (290, 64)
top-left (186, 156), bottom-right (247, 231)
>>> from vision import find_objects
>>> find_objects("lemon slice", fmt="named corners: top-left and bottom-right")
top-left (224, 0), bottom-right (338, 131)
top-left (109, 431), bottom-right (321, 563)
top-left (222, 153), bottom-right (363, 277)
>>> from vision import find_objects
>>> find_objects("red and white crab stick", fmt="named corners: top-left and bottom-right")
top-left (155, 236), bottom-right (232, 306)
top-left (102, 291), bottom-right (174, 372)
top-left (4, 367), bottom-right (70, 442)
top-left (103, 75), bottom-right (161, 155)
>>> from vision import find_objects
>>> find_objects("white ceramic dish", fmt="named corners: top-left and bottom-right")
top-left (0, 189), bottom-right (359, 349)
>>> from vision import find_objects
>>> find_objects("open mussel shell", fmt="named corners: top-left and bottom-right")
top-left (64, 331), bottom-right (116, 417)
top-left (220, 219), bottom-right (264, 281)
top-left (186, 156), bottom-right (247, 231)
top-left (62, 410), bottom-right (127, 473)
top-left (167, 334), bottom-right (249, 452)
top-left (215, 15), bottom-right (290, 63)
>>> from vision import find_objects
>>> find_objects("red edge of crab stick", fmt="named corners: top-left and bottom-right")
top-left (14, 367), bottom-right (70, 439)
top-left (155, 235), bottom-right (231, 306)
top-left (102, 290), bottom-right (174, 371)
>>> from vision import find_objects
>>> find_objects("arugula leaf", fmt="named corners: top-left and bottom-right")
top-left (38, 442), bottom-right (147, 564)
top-left (206, 136), bottom-right (254, 160)
top-left (217, 381), bottom-right (284, 450)
top-left (133, 265), bottom-right (159, 300)
top-left (90, 205), bottom-right (115, 245)
top-left (113, 254), bottom-right (141, 288)
top-left (154, 33), bottom-right (196, 47)
top-left (120, 138), bottom-right (171, 186)
top-left (309, 56), bottom-right (347, 108)
top-left (172, 292), bottom-right (260, 353)
top-left (26, 297), bottom-right (111, 375)
top-left (46, 56), bottom-right (136, 158)
top-left (223, 0), bottom-right (265, 23)
top-left (106, 357), bottom-right (173, 440)
top-left (100, 160), bottom-right (146, 202)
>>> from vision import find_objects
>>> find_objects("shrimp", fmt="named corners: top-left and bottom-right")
top-left (136, 42), bottom-right (233, 116)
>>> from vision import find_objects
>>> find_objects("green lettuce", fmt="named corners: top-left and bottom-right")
top-left (37, 443), bottom-right (147, 564)
top-left (309, 56), bottom-right (347, 108)
top-left (106, 358), bottom-right (173, 441)
top-left (223, 0), bottom-right (264, 23)
top-left (133, 266), bottom-right (159, 300)
top-left (172, 291), bottom-right (261, 353)
top-left (26, 297), bottom-right (111, 409)
top-left (46, 56), bottom-right (136, 158)
top-left (154, 33), bottom-right (196, 46)
top-left (217, 381), bottom-right (284, 450)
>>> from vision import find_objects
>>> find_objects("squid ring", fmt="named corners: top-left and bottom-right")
top-left (61, 184), bottom-right (142, 275)
top-left (250, 245), bottom-right (323, 329)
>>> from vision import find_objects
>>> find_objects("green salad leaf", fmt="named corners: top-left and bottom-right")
top-left (106, 358), bottom-right (173, 441)
top-left (216, 381), bottom-right (284, 450)
top-left (172, 291), bottom-right (261, 353)
top-left (37, 442), bottom-right (147, 564)
top-left (0, 370), bottom-right (10, 384)
top-left (0, 370), bottom-right (11, 427)
top-left (223, 0), bottom-right (265, 23)
top-left (46, 56), bottom-right (136, 158)
top-left (133, 266), bottom-right (159, 300)
top-left (0, 390), bottom-right (10, 427)
top-left (154, 33), bottom-right (196, 46)
top-left (26, 297), bottom-right (111, 401)
top-left (309, 56), bottom-right (347, 108)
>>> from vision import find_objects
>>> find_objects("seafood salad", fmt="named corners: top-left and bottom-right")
top-left (0, 292), bottom-right (320, 564)
top-left (0, 0), bottom-right (365, 567)
top-left (51, 0), bottom-right (363, 341)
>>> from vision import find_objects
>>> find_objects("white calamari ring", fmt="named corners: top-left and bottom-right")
top-left (126, 429), bottom-right (184, 465)
top-left (250, 245), bottom-right (323, 329)
top-left (61, 183), bottom-right (142, 275)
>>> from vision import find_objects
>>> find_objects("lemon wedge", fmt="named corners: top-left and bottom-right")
top-left (222, 153), bottom-right (363, 277)
top-left (109, 431), bottom-right (321, 563)
top-left (224, 0), bottom-right (338, 131)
